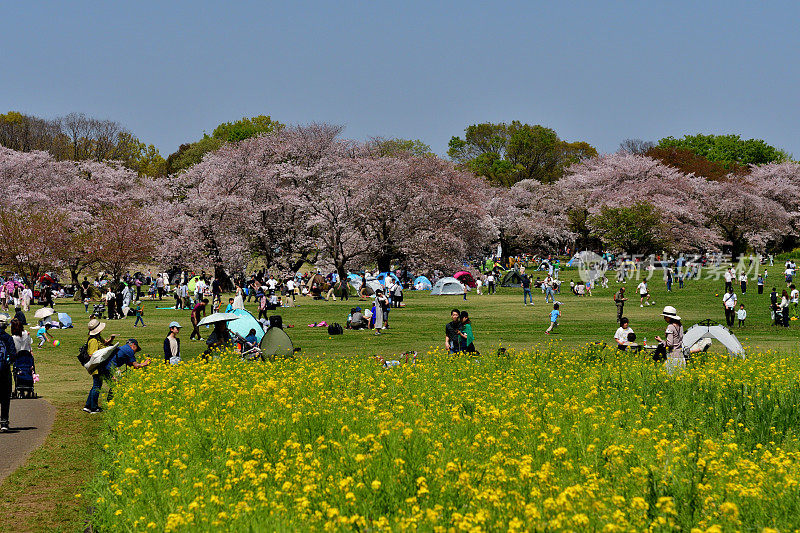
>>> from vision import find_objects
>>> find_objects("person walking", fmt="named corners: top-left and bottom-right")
top-left (521, 270), bottom-right (532, 306)
top-left (757, 274), bottom-right (764, 295)
top-left (163, 322), bottom-right (181, 364)
top-left (722, 287), bottom-right (737, 327)
top-left (614, 287), bottom-right (627, 325)
top-left (0, 314), bottom-right (17, 431)
top-left (780, 290), bottom-right (790, 327)
top-left (545, 303), bottom-right (560, 335)
top-left (740, 271), bottom-right (747, 294)
top-left (82, 318), bottom-right (116, 413)
top-left (133, 300), bottom-right (145, 327)
top-left (189, 298), bottom-right (208, 341)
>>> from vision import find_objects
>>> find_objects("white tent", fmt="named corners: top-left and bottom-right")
top-left (430, 277), bottom-right (465, 296)
top-left (682, 321), bottom-right (745, 359)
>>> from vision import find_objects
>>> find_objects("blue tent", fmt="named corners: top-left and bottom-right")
top-left (413, 276), bottom-right (432, 290)
top-left (376, 272), bottom-right (400, 285)
top-left (229, 309), bottom-right (264, 343)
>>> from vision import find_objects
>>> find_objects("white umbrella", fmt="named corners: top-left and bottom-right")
top-left (34, 307), bottom-right (55, 319)
top-left (197, 312), bottom-right (241, 327)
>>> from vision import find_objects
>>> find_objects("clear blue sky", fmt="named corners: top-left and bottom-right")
top-left (2, 1), bottom-right (798, 158)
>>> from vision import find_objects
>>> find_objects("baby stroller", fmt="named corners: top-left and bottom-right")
top-left (93, 303), bottom-right (106, 319)
top-left (13, 351), bottom-right (37, 398)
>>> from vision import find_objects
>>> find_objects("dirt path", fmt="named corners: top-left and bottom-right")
top-left (0, 398), bottom-right (56, 484)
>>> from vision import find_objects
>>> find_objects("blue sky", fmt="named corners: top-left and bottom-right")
top-left (2, 1), bottom-right (798, 158)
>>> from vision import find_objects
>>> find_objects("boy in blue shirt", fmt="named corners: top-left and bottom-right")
top-left (37, 323), bottom-right (53, 348)
top-left (545, 303), bottom-right (560, 334)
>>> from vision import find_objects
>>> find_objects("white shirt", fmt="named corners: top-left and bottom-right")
top-left (791, 289), bottom-right (799, 303)
top-left (615, 326), bottom-right (634, 344)
top-left (723, 292), bottom-right (737, 309)
top-left (266, 279), bottom-right (278, 290)
top-left (14, 332), bottom-right (32, 352)
top-left (287, 280), bottom-right (295, 291)
top-left (637, 282), bottom-right (648, 295)
top-left (487, 275), bottom-right (495, 283)
top-left (737, 308), bottom-right (747, 320)
top-left (739, 273), bottom-right (747, 282)
top-left (724, 271), bottom-right (732, 282)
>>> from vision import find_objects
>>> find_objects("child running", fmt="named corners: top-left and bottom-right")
top-left (37, 323), bottom-right (53, 348)
top-left (545, 303), bottom-right (560, 334)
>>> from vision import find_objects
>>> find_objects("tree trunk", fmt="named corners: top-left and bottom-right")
top-left (377, 255), bottom-right (392, 274)
top-left (214, 264), bottom-right (233, 292)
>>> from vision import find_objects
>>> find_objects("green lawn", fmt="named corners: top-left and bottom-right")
top-left (1, 267), bottom-right (798, 530)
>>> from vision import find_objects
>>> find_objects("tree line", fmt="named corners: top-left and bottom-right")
top-left (0, 110), bottom-right (797, 285)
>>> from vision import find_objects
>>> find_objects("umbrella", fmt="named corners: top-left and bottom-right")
top-left (34, 307), bottom-right (54, 319)
top-left (229, 309), bottom-right (264, 343)
top-left (197, 312), bottom-right (241, 327)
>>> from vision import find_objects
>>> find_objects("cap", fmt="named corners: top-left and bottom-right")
top-left (168, 321), bottom-right (182, 329)
top-left (127, 338), bottom-right (140, 350)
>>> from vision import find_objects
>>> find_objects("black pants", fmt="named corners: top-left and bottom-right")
top-left (488, 282), bottom-right (495, 294)
top-left (0, 364), bottom-right (11, 424)
top-left (784, 309), bottom-right (790, 327)
top-left (616, 305), bottom-right (624, 325)
top-left (725, 308), bottom-right (735, 327)
top-left (725, 281), bottom-right (732, 293)
top-left (758, 285), bottom-right (763, 294)
top-left (741, 281), bottom-right (746, 293)
top-left (341, 289), bottom-right (349, 301)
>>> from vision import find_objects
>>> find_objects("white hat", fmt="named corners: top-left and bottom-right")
top-left (88, 317), bottom-right (106, 336)
top-left (661, 305), bottom-right (681, 321)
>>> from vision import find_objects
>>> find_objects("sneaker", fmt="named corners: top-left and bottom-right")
top-left (640, 304), bottom-right (644, 307)
top-left (90, 408), bottom-right (103, 414)
top-left (82, 407), bottom-right (92, 413)
top-left (0, 423), bottom-right (8, 432)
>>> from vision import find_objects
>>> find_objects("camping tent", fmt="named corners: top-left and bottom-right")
top-left (413, 275), bottom-right (432, 290)
top-left (229, 309), bottom-right (264, 344)
top-left (682, 321), bottom-right (745, 359)
top-left (347, 273), bottom-right (363, 290)
top-left (453, 271), bottom-right (477, 288)
top-left (501, 270), bottom-right (523, 287)
top-left (57, 312), bottom-right (73, 328)
top-left (376, 272), bottom-right (400, 285)
top-left (260, 326), bottom-right (295, 359)
top-left (361, 279), bottom-right (382, 296)
top-left (483, 258), bottom-right (495, 272)
top-left (307, 273), bottom-right (326, 289)
top-left (430, 277), bottom-right (465, 296)
top-left (187, 276), bottom-right (201, 293)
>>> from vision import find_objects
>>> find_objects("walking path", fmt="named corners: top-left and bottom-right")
top-left (0, 398), bottom-right (56, 484)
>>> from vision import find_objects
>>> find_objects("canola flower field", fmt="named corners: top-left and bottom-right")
top-left (87, 344), bottom-right (800, 532)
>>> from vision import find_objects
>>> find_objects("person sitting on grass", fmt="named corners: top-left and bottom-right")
top-left (347, 307), bottom-right (368, 330)
top-left (545, 303), bottom-right (560, 335)
top-left (444, 309), bottom-right (462, 354)
top-left (244, 328), bottom-right (258, 349)
top-left (206, 321), bottom-right (234, 352)
top-left (163, 321), bottom-right (181, 364)
top-left (459, 311), bottom-right (479, 354)
top-left (225, 297), bottom-right (235, 313)
top-left (614, 317), bottom-right (634, 350)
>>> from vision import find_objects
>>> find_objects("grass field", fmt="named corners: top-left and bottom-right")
top-left (1, 267), bottom-right (799, 531)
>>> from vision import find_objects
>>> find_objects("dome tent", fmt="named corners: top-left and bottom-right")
top-left (682, 320), bottom-right (745, 359)
top-left (376, 272), bottom-right (400, 285)
top-left (430, 277), bottom-right (465, 296)
top-left (413, 276), bottom-right (432, 290)
top-left (453, 271), bottom-right (477, 288)
top-left (501, 270), bottom-right (523, 287)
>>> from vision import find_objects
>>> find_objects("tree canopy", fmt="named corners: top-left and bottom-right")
top-left (166, 115), bottom-right (283, 174)
top-left (657, 134), bottom-right (789, 167)
top-left (448, 121), bottom-right (597, 186)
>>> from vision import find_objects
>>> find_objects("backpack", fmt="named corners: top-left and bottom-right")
top-left (77, 342), bottom-right (90, 365)
top-left (328, 323), bottom-right (343, 335)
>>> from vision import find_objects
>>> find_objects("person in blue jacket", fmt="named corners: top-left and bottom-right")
top-left (0, 314), bottom-right (18, 431)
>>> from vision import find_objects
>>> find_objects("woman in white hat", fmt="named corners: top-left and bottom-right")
top-left (655, 306), bottom-right (685, 372)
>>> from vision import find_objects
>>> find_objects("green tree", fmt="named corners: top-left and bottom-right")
top-left (589, 202), bottom-right (668, 255)
top-left (166, 115), bottom-right (284, 174)
top-left (657, 134), bottom-right (789, 167)
top-left (368, 137), bottom-right (433, 158)
top-left (448, 121), bottom-right (597, 186)
top-left (211, 114), bottom-right (284, 143)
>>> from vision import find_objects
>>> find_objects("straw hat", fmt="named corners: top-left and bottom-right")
top-left (661, 305), bottom-right (681, 321)
top-left (0, 314), bottom-right (10, 327)
top-left (88, 317), bottom-right (106, 336)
